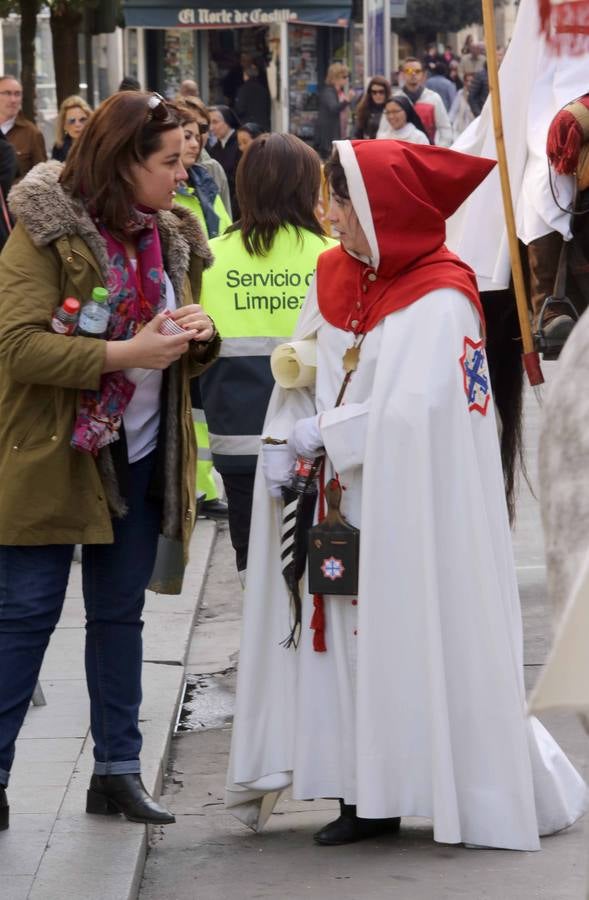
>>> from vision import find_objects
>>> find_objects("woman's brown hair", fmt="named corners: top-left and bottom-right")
top-left (324, 148), bottom-right (349, 200)
top-left (229, 132), bottom-right (325, 256)
top-left (354, 76), bottom-right (391, 136)
top-left (60, 91), bottom-right (181, 235)
top-left (175, 95), bottom-right (210, 125)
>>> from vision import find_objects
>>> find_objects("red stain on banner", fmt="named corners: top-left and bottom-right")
top-left (539, 0), bottom-right (589, 53)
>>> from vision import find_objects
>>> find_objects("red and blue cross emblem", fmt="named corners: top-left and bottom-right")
top-left (459, 337), bottom-right (490, 416)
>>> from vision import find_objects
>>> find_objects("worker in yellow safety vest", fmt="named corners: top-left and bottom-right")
top-left (175, 100), bottom-right (233, 519)
top-left (199, 133), bottom-right (337, 581)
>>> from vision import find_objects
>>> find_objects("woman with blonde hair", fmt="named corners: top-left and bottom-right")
top-left (315, 62), bottom-right (354, 159)
top-left (51, 94), bottom-right (92, 162)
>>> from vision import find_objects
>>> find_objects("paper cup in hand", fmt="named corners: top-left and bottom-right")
top-left (159, 316), bottom-right (186, 336)
top-left (270, 340), bottom-right (317, 388)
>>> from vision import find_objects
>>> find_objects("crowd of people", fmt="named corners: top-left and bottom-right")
top-left (0, 14), bottom-right (587, 875)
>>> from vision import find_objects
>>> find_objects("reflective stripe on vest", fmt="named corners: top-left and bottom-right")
top-left (208, 432), bottom-right (261, 456)
top-left (219, 336), bottom-right (289, 357)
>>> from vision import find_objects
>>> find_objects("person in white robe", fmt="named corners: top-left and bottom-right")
top-left (225, 138), bottom-right (588, 850)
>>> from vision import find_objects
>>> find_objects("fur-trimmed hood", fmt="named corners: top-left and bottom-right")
top-left (8, 161), bottom-right (214, 293)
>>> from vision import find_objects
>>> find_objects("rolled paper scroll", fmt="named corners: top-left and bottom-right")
top-left (270, 340), bottom-right (317, 389)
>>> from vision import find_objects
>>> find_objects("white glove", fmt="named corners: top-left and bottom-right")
top-left (261, 442), bottom-right (296, 498)
top-left (289, 414), bottom-right (323, 458)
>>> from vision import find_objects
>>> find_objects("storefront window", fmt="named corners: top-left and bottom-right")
top-left (163, 30), bottom-right (198, 97)
top-left (288, 24), bottom-right (348, 143)
top-left (125, 28), bottom-right (141, 81)
top-left (2, 18), bottom-right (19, 75)
top-left (288, 25), bottom-right (319, 142)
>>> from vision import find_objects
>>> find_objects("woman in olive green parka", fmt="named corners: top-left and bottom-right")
top-left (0, 92), bottom-right (220, 833)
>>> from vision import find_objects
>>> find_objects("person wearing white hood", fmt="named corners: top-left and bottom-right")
top-left (225, 138), bottom-right (588, 850)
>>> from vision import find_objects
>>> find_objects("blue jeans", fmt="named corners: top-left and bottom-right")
top-left (0, 451), bottom-right (162, 785)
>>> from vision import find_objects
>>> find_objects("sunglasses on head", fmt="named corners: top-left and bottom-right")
top-left (146, 92), bottom-right (170, 122)
top-left (66, 116), bottom-right (88, 125)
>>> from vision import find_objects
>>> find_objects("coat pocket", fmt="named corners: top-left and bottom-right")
top-left (12, 391), bottom-right (57, 451)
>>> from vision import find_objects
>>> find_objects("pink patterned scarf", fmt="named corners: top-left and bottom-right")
top-left (71, 209), bottom-right (166, 455)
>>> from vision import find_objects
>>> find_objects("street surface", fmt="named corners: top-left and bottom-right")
top-left (140, 363), bottom-right (589, 900)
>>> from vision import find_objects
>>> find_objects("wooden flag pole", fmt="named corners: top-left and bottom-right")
top-left (481, 0), bottom-right (544, 385)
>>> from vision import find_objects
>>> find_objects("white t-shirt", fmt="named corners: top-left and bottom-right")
top-left (123, 268), bottom-right (177, 464)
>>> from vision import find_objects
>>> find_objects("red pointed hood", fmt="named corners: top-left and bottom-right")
top-left (334, 139), bottom-right (495, 278)
top-left (316, 141), bottom-right (495, 334)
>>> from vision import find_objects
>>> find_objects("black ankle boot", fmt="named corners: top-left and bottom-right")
top-left (86, 774), bottom-right (175, 825)
top-left (0, 785), bottom-right (8, 831)
top-left (313, 799), bottom-right (400, 846)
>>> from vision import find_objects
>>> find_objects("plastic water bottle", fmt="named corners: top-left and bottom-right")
top-left (51, 297), bottom-right (80, 335)
top-left (78, 287), bottom-right (110, 338)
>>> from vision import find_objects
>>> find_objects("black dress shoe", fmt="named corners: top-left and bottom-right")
top-left (0, 785), bottom-right (8, 831)
top-left (86, 774), bottom-right (175, 825)
top-left (313, 801), bottom-right (401, 846)
top-left (200, 498), bottom-right (229, 520)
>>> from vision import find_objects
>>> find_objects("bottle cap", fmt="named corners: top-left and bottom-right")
top-left (91, 287), bottom-right (109, 304)
top-left (63, 297), bottom-right (80, 314)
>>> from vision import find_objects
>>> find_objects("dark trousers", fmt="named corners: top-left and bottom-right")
top-left (0, 451), bottom-right (161, 785)
top-left (221, 472), bottom-right (255, 575)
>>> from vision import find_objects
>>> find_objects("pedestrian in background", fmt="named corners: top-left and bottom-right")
top-left (237, 122), bottom-right (264, 153)
top-left (449, 72), bottom-right (475, 139)
top-left (178, 97), bottom-right (232, 219)
top-left (174, 101), bottom-right (231, 521)
top-left (376, 94), bottom-right (430, 144)
top-left (118, 75), bottom-right (141, 91)
top-left (395, 57), bottom-right (452, 146)
top-left (353, 76), bottom-right (390, 139)
top-left (175, 102), bottom-right (231, 239)
top-left (448, 59), bottom-right (463, 91)
top-left (460, 37), bottom-right (486, 76)
top-left (197, 133), bottom-right (336, 584)
top-left (315, 63), bottom-right (354, 160)
top-left (51, 94), bottom-right (92, 162)
top-left (425, 61), bottom-right (457, 112)
top-left (209, 104), bottom-right (242, 217)
top-left (468, 51), bottom-right (504, 119)
top-left (0, 90), bottom-right (220, 832)
top-left (179, 79), bottom-right (199, 98)
top-left (0, 74), bottom-right (46, 180)
top-left (235, 62), bottom-right (271, 133)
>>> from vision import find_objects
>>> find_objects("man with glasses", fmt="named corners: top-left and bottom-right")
top-left (395, 58), bottom-right (452, 147)
top-left (0, 76), bottom-right (46, 180)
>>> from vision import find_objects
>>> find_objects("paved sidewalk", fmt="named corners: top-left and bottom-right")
top-left (138, 367), bottom-right (589, 900)
top-left (0, 520), bottom-right (216, 900)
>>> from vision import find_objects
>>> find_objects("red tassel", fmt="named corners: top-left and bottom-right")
top-left (311, 593), bottom-right (327, 652)
top-left (547, 109), bottom-right (583, 174)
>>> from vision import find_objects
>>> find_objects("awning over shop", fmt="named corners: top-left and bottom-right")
top-left (123, 0), bottom-right (351, 28)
